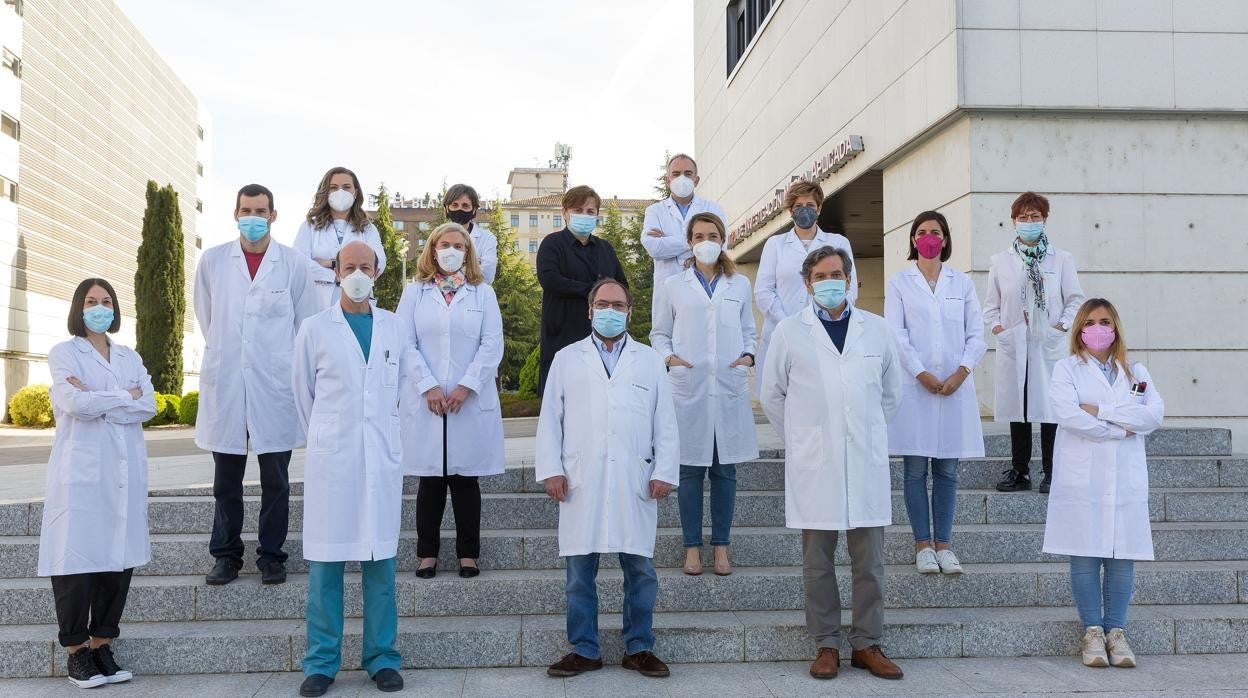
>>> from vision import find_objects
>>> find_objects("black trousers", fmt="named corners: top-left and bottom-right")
top-left (209, 450), bottom-right (291, 567)
top-left (1010, 370), bottom-right (1057, 476)
top-left (415, 475), bottom-right (481, 559)
top-left (51, 569), bottom-right (134, 647)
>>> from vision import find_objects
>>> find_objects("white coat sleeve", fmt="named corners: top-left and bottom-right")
top-left (880, 325), bottom-right (904, 421)
top-left (193, 254), bottom-right (212, 339)
top-left (474, 228), bottom-right (498, 284)
top-left (639, 205), bottom-right (690, 261)
top-left (395, 284), bottom-right (439, 396)
top-left (983, 258), bottom-right (1002, 330)
top-left (1057, 254), bottom-right (1085, 328)
top-left (759, 324), bottom-right (789, 438)
top-left (739, 276), bottom-right (757, 356)
top-left (650, 353), bottom-right (680, 487)
top-left (365, 223), bottom-right (387, 276)
top-left (290, 321), bottom-right (316, 441)
top-left (959, 277), bottom-right (988, 371)
top-left (884, 276), bottom-right (926, 378)
top-left (1098, 364), bottom-right (1165, 435)
top-left (534, 352), bottom-right (567, 483)
top-left (103, 353), bottom-right (158, 424)
top-left (755, 238), bottom-right (784, 326)
top-left (458, 287), bottom-right (503, 393)
top-left (47, 345), bottom-right (131, 420)
top-left (292, 221), bottom-right (314, 260)
top-left (289, 256), bottom-right (321, 331)
top-left (1050, 360), bottom-right (1128, 442)
top-left (648, 277), bottom-right (676, 360)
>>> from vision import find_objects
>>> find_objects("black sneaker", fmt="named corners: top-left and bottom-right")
top-left (299, 673), bottom-right (334, 697)
top-left (1038, 471), bottom-right (1053, 494)
top-left (995, 469), bottom-right (1032, 492)
top-left (260, 559), bottom-right (287, 585)
top-left (91, 644), bottom-right (132, 684)
top-left (66, 648), bottom-right (106, 689)
top-left (205, 557), bottom-right (241, 585)
top-left (372, 668), bottom-right (404, 692)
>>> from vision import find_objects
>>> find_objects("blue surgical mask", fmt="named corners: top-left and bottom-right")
top-left (1016, 221), bottom-right (1044, 243)
top-left (792, 206), bottom-right (818, 230)
top-left (812, 279), bottom-right (847, 310)
top-left (568, 213), bottom-right (598, 237)
top-left (591, 308), bottom-right (628, 339)
top-left (238, 215), bottom-right (270, 243)
top-left (83, 305), bottom-right (114, 334)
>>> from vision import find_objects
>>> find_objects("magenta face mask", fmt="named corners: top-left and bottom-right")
top-left (1081, 325), bottom-right (1116, 353)
top-left (915, 234), bottom-right (943, 260)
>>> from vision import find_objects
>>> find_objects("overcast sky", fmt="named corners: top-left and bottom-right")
top-left (114, 0), bottom-right (695, 247)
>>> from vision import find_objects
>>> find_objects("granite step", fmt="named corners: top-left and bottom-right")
top-left (4, 521), bottom-right (1247, 578)
top-left (1, 560), bottom-right (1243, 626)
top-left (3, 603), bottom-right (1247, 677)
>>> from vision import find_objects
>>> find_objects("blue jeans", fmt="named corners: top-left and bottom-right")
top-left (565, 553), bottom-right (657, 659)
top-left (1069, 556), bottom-right (1135, 630)
top-left (901, 456), bottom-right (958, 544)
top-left (677, 454), bottom-right (737, 547)
top-left (303, 558), bottom-right (401, 678)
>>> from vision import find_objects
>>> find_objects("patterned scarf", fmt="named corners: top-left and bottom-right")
top-left (434, 272), bottom-right (465, 304)
top-left (1013, 232), bottom-right (1050, 313)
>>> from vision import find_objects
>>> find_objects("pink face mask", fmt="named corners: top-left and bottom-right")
top-left (915, 234), bottom-right (943, 260)
top-left (1081, 325), bottom-right (1116, 352)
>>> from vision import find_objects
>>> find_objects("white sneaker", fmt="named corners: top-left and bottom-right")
top-left (1081, 626), bottom-right (1109, 667)
top-left (1105, 628), bottom-right (1136, 668)
top-left (915, 547), bottom-right (939, 574)
top-left (935, 549), bottom-right (963, 575)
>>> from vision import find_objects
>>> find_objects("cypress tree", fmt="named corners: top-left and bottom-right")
top-left (134, 181), bottom-right (186, 394)
top-left (486, 201), bottom-right (540, 389)
top-left (371, 184), bottom-right (406, 311)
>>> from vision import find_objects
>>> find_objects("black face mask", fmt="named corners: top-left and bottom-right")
top-left (447, 209), bottom-right (475, 226)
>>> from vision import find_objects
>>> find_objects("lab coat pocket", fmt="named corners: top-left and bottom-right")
top-left (719, 298), bottom-right (743, 327)
top-left (789, 426), bottom-right (824, 472)
top-left (730, 364), bottom-right (750, 397)
top-left (996, 324), bottom-right (1026, 361)
top-left (264, 288), bottom-right (293, 319)
top-left (462, 308), bottom-right (484, 340)
top-left (667, 366), bottom-right (691, 397)
top-left (383, 356), bottom-right (400, 387)
top-left (1043, 326), bottom-right (1069, 363)
top-left (307, 413), bottom-right (339, 454)
top-left (941, 295), bottom-right (965, 321)
top-left (61, 442), bottom-right (101, 486)
top-left (637, 458), bottom-right (655, 502)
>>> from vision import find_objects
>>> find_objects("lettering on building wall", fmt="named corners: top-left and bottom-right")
top-left (728, 135), bottom-right (864, 249)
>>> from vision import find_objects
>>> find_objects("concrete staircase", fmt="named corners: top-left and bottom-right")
top-left (1, 428), bottom-right (1246, 677)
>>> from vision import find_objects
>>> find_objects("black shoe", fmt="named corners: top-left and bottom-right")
top-left (66, 648), bottom-right (106, 689)
top-left (458, 562), bottom-right (480, 578)
top-left (299, 673), bottom-right (334, 697)
top-left (260, 559), bottom-right (287, 585)
top-left (995, 469), bottom-right (1032, 492)
top-left (91, 644), bottom-right (132, 684)
top-left (415, 564), bottom-right (437, 579)
top-left (372, 668), bottom-right (404, 692)
top-left (1039, 471), bottom-right (1052, 494)
top-left (205, 557), bottom-right (241, 585)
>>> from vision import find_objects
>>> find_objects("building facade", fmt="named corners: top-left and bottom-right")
top-left (502, 193), bottom-right (649, 266)
top-left (1, 0), bottom-right (206, 413)
top-left (696, 0), bottom-right (1248, 441)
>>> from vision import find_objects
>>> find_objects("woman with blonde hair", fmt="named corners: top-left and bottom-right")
top-left (397, 223), bottom-right (504, 579)
top-left (650, 212), bottom-right (758, 576)
top-left (293, 166), bottom-right (387, 306)
top-left (1042, 298), bottom-right (1164, 669)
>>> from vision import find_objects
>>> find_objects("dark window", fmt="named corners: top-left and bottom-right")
top-left (726, 0), bottom-right (777, 77)
top-left (2, 48), bottom-right (21, 79)
top-left (529, 214), bottom-right (538, 228)
top-left (510, 214), bottom-right (519, 228)
top-left (196, 161), bottom-right (203, 176)
top-left (195, 198), bottom-right (203, 212)
top-left (5, 0), bottom-right (23, 16)
top-left (0, 112), bottom-right (17, 140)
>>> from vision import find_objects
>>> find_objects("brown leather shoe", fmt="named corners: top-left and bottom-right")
top-left (622, 650), bottom-right (670, 677)
top-left (851, 645), bottom-right (903, 679)
top-left (546, 652), bottom-right (603, 677)
top-left (809, 647), bottom-right (840, 679)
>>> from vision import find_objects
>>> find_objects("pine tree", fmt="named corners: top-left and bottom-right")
top-left (655, 148), bottom-right (672, 199)
top-left (370, 184), bottom-right (406, 310)
top-left (486, 201), bottom-right (540, 389)
top-left (597, 200), bottom-right (655, 342)
top-left (134, 181), bottom-right (186, 394)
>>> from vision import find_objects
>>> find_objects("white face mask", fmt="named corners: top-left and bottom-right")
top-left (437, 247), bottom-right (465, 273)
top-left (669, 175), bottom-right (695, 199)
top-left (339, 269), bottom-right (374, 302)
top-left (692, 240), bottom-right (722, 266)
top-left (327, 189), bottom-right (355, 213)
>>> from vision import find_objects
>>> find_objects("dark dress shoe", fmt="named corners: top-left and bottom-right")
top-left (415, 565), bottom-right (437, 579)
top-left (260, 559), bottom-right (287, 585)
top-left (546, 652), bottom-right (603, 677)
top-left (1039, 471), bottom-right (1053, 494)
top-left (809, 647), bottom-right (840, 679)
top-left (622, 650), bottom-right (670, 677)
top-left (372, 668), bottom-right (403, 692)
top-left (205, 558), bottom-right (240, 586)
top-left (458, 563), bottom-right (480, 578)
top-left (299, 673), bottom-right (334, 697)
top-left (995, 469), bottom-right (1032, 492)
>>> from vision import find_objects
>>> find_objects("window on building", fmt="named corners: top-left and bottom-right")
top-left (195, 198), bottom-right (203, 212)
top-left (528, 241), bottom-right (538, 254)
top-left (196, 161), bottom-right (203, 176)
top-left (0, 177), bottom-right (17, 203)
top-left (515, 241), bottom-right (523, 253)
top-left (4, 0), bottom-right (22, 17)
top-left (553, 214), bottom-right (563, 229)
top-left (195, 235), bottom-right (202, 249)
top-left (393, 220), bottom-right (405, 232)
top-left (0, 113), bottom-right (17, 140)
top-left (510, 213), bottom-right (519, 228)
top-left (529, 214), bottom-right (538, 228)
top-left (197, 124), bottom-right (204, 140)
top-left (2, 48), bottom-right (21, 79)
top-left (418, 221), bottom-right (430, 231)
top-left (726, 0), bottom-right (778, 77)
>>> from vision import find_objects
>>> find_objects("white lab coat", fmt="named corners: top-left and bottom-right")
top-left (292, 305), bottom-right (408, 562)
top-left (193, 240), bottom-right (320, 455)
top-left (754, 229), bottom-right (857, 386)
top-left (640, 196), bottom-right (727, 288)
top-left (1043, 357), bottom-right (1164, 560)
top-left (38, 338), bottom-right (157, 576)
top-left (468, 222), bottom-right (498, 284)
top-left (535, 337), bottom-right (681, 558)
top-left (650, 268), bottom-right (759, 467)
top-left (292, 220), bottom-right (387, 307)
top-left (983, 245), bottom-right (1084, 423)
top-left (760, 306), bottom-right (902, 531)
top-left (884, 266), bottom-right (987, 458)
top-left (396, 280), bottom-right (505, 477)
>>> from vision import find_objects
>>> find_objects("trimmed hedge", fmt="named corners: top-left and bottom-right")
top-left (8, 384), bottom-right (54, 427)
top-left (178, 391), bottom-right (198, 425)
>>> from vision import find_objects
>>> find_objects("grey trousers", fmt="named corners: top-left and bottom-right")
top-left (802, 527), bottom-right (885, 651)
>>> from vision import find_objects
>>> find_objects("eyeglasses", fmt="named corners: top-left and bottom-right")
top-left (591, 301), bottom-right (630, 311)
top-left (1016, 212), bottom-right (1044, 222)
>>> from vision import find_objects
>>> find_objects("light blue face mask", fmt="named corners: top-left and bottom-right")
top-left (591, 308), bottom-right (628, 338)
top-left (812, 278), bottom-right (847, 310)
top-left (568, 213), bottom-right (598, 237)
top-left (237, 215), bottom-right (270, 243)
top-left (1016, 221), bottom-right (1044, 243)
top-left (83, 305), bottom-right (114, 334)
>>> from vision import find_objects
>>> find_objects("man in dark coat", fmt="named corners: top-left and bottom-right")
top-left (536, 185), bottom-right (629, 395)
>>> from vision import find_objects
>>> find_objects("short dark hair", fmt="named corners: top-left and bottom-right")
top-left (800, 245), bottom-right (853, 281)
top-left (562, 185), bottom-right (602, 212)
top-left (587, 277), bottom-right (632, 307)
top-left (907, 210), bottom-right (953, 262)
top-left (68, 278), bottom-right (121, 336)
top-left (235, 183), bottom-right (275, 212)
top-left (443, 183), bottom-right (480, 210)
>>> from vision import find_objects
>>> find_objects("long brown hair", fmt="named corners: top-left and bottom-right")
top-left (684, 212), bottom-right (737, 276)
top-left (414, 223), bottom-right (485, 285)
top-left (305, 166), bottom-right (370, 232)
top-left (1070, 298), bottom-right (1134, 383)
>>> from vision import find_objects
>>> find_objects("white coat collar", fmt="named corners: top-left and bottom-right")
top-left (575, 334), bottom-right (641, 382)
top-left (421, 278), bottom-right (477, 310)
top-left (72, 335), bottom-right (119, 373)
top-left (229, 238), bottom-right (284, 285)
top-left (1073, 353), bottom-right (1127, 391)
top-left (682, 266), bottom-right (729, 301)
top-left (904, 264), bottom-right (953, 294)
top-left (783, 228), bottom-right (834, 249)
top-left (799, 303), bottom-right (864, 356)
top-left (662, 194), bottom-right (706, 215)
top-left (328, 302), bottom-right (388, 366)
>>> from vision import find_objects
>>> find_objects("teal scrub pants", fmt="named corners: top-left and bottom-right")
top-left (303, 557), bottom-right (401, 678)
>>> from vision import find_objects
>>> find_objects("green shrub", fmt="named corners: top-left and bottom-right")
top-left (8, 384), bottom-right (54, 427)
top-left (160, 394), bottom-right (181, 424)
top-left (145, 393), bottom-right (169, 427)
top-left (517, 346), bottom-right (541, 399)
top-left (178, 391), bottom-right (198, 425)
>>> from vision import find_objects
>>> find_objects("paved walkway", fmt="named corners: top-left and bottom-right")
top-left (2, 655), bottom-right (1247, 696)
